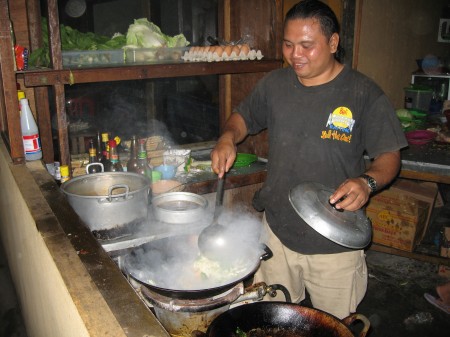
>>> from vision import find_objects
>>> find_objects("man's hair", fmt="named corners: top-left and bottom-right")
top-left (285, 0), bottom-right (344, 61)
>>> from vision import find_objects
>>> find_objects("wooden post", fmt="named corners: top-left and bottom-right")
top-left (0, 0), bottom-right (25, 164)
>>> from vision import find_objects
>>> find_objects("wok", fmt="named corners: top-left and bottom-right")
top-left (122, 234), bottom-right (272, 299)
top-left (206, 302), bottom-right (370, 337)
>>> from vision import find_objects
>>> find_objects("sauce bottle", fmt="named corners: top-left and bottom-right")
top-left (135, 139), bottom-right (152, 181)
top-left (86, 140), bottom-right (103, 174)
top-left (126, 135), bottom-right (139, 173)
top-left (108, 139), bottom-right (123, 172)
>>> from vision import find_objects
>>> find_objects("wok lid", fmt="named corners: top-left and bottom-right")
top-left (289, 182), bottom-right (372, 249)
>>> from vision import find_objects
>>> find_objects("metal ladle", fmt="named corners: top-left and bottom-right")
top-left (198, 175), bottom-right (229, 260)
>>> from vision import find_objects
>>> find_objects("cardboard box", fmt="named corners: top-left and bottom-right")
top-left (438, 227), bottom-right (450, 279)
top-left (366, 179), bottom-right (438, 252)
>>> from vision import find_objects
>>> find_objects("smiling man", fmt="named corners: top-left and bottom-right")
top-left (210, 0), bottom-right (407, 318)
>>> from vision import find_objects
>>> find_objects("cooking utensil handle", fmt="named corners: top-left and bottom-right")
top-left (107, 184), bottom-right (130, 202)
top-left (212, 176), bottom-right (225, 221)
top-left (341, 313), bottom-right (370, 337)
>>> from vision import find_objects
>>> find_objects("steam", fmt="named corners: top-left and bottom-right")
top-left (124, 208), bottom-right (268, 292)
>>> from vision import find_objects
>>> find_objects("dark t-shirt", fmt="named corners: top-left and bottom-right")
top-left (236, 65), bottom-right (408, 254)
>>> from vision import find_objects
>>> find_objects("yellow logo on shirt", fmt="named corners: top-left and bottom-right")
top-left (321, 106), bottom-right (355, 143)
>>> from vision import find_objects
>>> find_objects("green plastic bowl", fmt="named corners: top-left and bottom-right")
top-left (232, 153), bottom-right (258, 168)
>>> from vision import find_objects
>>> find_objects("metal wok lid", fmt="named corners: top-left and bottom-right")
top-left (289, 182), bottom-right (372, 249)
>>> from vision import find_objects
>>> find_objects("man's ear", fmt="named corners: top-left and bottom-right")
top-left (329, 33), bottom-right (339, 53)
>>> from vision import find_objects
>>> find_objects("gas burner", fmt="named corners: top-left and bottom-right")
top-left (141, 282), bottom-right (244, 312)
top-left (140, 283), bottom-right (244, 336)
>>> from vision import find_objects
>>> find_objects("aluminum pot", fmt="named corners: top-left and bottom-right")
top-left (206, 302), bottom-right (370, 337)
top-left (61, 172), bottom-right (151, 231)
top-left (152, 192), bottom-right (208, 224)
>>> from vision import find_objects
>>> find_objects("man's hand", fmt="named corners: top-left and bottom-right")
top-left (210, 113), bottom-right (248, 178)
top-left (210, 137), bottom-right (237, 178)
top-left (329, 151), bottom-right (401, 211)
top-left (329, 177), bottom-right (371, 211)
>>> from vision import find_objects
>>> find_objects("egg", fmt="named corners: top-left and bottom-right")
top-left (240, 44), bottom-right (251, 56)
top-left (223, 45), bottom-right (232, 57)
top-left (231, 45), bottom-right (241, 56)
top-left (214, 46), bottom-right (224, 57)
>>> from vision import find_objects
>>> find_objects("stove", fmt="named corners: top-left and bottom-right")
top-left (99, 211), bottom-right (287, 336)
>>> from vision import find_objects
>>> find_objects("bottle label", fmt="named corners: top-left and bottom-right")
top-left (23, 134), bottom-right (41, 154)
top-left (110, 154), bottom-right (119, 163)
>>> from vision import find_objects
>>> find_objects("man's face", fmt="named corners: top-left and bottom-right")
top-left (282, 17), bottom-right (339, 86)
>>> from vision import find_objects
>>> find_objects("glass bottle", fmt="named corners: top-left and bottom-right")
top-left (135, 139), bottom-right (152, 181)
top-left (86, 140), bottom-right (102, 174)
top-left (108, 139), bottom-right (123, 172)
top-left (126, 135), bottom-right (139, 173)
top-left (100, 132), bottom-right (111, 170)
top-left (95, 131), bottom-right (103, 162)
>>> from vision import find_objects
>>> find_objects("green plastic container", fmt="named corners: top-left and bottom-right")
top-left (404, 85), bottom-right (433, 112)
top-left (232, 153), bottom-right (258, 168)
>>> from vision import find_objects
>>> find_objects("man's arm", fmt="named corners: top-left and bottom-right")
top-left (211, 113), bottom-right (248, 177)
top-left (330, 151), bottom-right (401, 211)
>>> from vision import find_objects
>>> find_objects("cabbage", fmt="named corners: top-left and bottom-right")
top-left (125, 18), bottom-right (189, 49)
top-left (396, 109), bottom-right (413, 121)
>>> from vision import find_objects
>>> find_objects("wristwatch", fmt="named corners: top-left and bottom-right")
top-left (359, 174), bottom-right (377, 194)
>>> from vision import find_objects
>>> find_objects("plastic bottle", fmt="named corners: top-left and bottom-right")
top-left (19, 97), bottom-right (42, 161)
top-left (60, 165), bottom-right (70, 184)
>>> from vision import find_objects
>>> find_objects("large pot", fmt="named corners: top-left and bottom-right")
top-left (122, 233), bottom-right (272, 299)
top-left (206, 302), bottom-right (370, 337)
top-left (61, 172), bottom-right (151, 231)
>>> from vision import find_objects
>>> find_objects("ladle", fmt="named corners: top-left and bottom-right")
top-left (198, 175), bottom-right (229, 260)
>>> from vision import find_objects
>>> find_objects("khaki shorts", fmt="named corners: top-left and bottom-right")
top-left (254, 214), bottom-right (368, 319)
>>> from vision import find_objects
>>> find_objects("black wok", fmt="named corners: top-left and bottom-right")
top-left (122, 234), bottom-right (272, 299)
top-left (206, 302), bottom-right (370, 337)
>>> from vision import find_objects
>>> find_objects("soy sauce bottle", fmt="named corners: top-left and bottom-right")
top-left (107, 139), bottom-right (123, 172)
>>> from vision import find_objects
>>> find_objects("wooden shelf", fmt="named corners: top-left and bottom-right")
top-left (20, 60), bottom-right (283, 87)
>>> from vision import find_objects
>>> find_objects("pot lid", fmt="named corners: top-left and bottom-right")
top-left (289, 182), bottom-right (372, 249)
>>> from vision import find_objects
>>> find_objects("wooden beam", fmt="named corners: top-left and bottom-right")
top-left (0, 0), bottom-right (24, 163)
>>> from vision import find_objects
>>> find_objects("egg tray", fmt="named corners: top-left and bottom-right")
top-left (182, 44), bottom-right (264, 62)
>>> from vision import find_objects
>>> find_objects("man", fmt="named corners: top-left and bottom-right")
top-left (210, 0), bottom-right (407, 319)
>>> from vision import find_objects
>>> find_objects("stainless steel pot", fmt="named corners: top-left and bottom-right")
top-left (61, 172), bottom-right (151, 231)
top-left (152, 192), bottom-right (208, 224)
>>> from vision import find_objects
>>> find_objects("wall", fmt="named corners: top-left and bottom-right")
top-left (0, 138), bottom-right (139, 337)
top-left (356, 0), bottom-right (449, 109)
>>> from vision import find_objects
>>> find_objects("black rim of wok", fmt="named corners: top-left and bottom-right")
top-left (122, 235), bottom-right (271, 300)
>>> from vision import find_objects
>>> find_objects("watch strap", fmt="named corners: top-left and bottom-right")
top-left (359, 174), bottom-right (377, 194)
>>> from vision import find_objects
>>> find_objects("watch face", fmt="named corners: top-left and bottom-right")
top-left (361, 174), bottom-right (376, 192)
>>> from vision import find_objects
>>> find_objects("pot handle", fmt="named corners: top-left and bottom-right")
top-left (107, 184), bottom-right (130, 202)
top-left (341, 313), bottom-right (370, 337)
top-left (85, 162), bottom-right (104, 174)
top-left (260, 244), bottom-right (273, 261)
